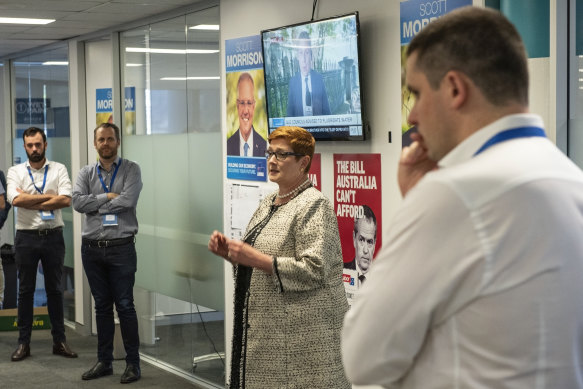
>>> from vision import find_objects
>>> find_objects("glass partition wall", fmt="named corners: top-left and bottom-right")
top-left (10, 46), bottom-right (75, 322)
top-left (120, 6), bottom-right (224, 386)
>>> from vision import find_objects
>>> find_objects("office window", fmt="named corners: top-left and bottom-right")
top-left (120, 6), bottom-right (224, 386)
top-left (10, 45), bottom-right (75, 321)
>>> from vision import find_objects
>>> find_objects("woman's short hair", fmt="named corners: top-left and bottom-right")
top-left (268, 126), bottom-right (315, 172)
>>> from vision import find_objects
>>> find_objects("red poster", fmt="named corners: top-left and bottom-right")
top-left (334, 154), bottom-right (381, 304)
top-left (308, 153), bottom-right (321, 191)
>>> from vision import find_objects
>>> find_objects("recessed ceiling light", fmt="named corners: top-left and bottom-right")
top-left (189, 24), bottom-right (219, 30)
top-left (0, 17), bottom-right (55, 25)
top-left (126, 47), bottom-right (218, 54)
top-left (160, 76), bottom-right (220, 80)
top-left (42, 61), bottom-right (68, 66)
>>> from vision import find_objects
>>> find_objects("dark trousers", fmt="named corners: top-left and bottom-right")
top-left (81, 241), bottom-right (140, 366)
top-left (15, 229), bottom-right (66, 345)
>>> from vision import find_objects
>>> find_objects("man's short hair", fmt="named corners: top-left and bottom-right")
top-left (406, 6), bottom-right (528, 107)
top-left (22, 127), bottom-right (46, 143)
top-left (354, 205), bottom-right (377, 239)
top-left (237, 72), bottom-right (255, 89)
top-left (94, 123), bottom-right (120, 141)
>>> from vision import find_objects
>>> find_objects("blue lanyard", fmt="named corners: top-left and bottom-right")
top-left (473, 126), bottom-right (546, 157)
top-left (27, 165), bottom-right (49, 194)
top-left (97, 159), bottom-right (122, 193)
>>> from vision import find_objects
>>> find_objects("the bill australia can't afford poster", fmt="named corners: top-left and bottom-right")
top-left (334, 153), bottom-right (381, 305)
top-left (225, 35), bottom-right (268, 181)
top-left (400, 0), bottom-right (472, 147)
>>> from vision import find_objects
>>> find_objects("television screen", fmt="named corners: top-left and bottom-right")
top-left (261, 12), bottom-right (366, 141)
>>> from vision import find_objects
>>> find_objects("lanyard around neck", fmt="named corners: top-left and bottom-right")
top-left (97, 159), bottom-right (122, 193)
top-left (473, 126), bottom-right (546, 157)
top-left (27, 165), bottom-right (49, 194)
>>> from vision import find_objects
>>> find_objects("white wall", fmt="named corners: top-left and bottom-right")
top-left (220, 1), bottom-right (558, 388)
top-left (220, 1), bottom-right (402, 387)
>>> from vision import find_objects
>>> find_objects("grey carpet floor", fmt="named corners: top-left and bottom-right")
top-left (0, 327), bottom-right (208, 388)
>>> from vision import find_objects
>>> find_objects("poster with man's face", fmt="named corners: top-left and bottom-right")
top-left (334, 153), bottom-right (382, 305)
top-left (225, 35), bottom-right (268, 181)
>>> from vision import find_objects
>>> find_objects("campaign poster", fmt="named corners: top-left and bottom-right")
top-left (308, 153), bottom-right (321, 191)
top-left (124, 87), bottom-right (136, 135)
top-left (95, 87), bottom-right (135, 134)
top-left (400, 0), bottom-right (472, 147)
top-left (96, 88), bottom-right (114, 125)
top-left (225, 35), bottom-right (268, 181)
top-left (334, 153), bottom-right (381, 305)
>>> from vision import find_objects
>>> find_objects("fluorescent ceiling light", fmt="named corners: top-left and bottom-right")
top-left (42, 61), bottom-right (68, 66)
top-left (126, 47), bottom-right (218, 54)
top-left (160, 76), bottom-right (220, 81)
top-left (0, 17), bottom-right (55, 25)
top-left (190, 24), bottom-right (219, 30)
top-left (126, 63), bottom-right (143, 67)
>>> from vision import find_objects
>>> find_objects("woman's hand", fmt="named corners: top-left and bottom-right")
top-left (208, 230), bottom-right (230, 260)
top-left (227, 240), bottom-right (274, 274)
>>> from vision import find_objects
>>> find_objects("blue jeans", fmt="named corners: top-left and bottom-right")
top-left (81, 241), bottom-right (140, 366)
top-left (14, 229), bottom-right (66, 345)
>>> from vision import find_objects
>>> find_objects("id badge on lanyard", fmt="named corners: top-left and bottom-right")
top-left (98, 160), bottom-right (122, 227)
top-left (28, 165), bottom-right (55, 220)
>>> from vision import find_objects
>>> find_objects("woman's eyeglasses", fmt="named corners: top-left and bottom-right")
top-left (265, 150), bottom-right (305, 161)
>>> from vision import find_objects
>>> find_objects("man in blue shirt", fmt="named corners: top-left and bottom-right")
top-left (72, 123), bottom-right (143, 384)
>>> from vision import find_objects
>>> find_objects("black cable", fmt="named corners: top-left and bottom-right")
top-left (194, 303), bottom-right (225, 367)
top-left (311, 0), bottom-right (318, 21)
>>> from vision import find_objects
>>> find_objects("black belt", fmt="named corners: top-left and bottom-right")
top-left (82, 236), bottom-right (135, 248)
top-left (18, 227), bottom-right (63, 236)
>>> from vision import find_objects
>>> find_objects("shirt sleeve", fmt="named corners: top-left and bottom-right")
top-left (98, 161), bottom-right (143, 215)
top-left (0, 181), bottom-right (4, 209)
top-left (72, 166), bottom-right (109, 214)
top-left (341, 179), bottom-right (484, 387)
top-left (56, 163), bottom-right (73, 197)
top-left (271, 196), bottom-right (343, 293)
top-left (6, 167), bottom-right (20, 204)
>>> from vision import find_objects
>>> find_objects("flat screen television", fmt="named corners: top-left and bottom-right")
top-left (261, 12), bottom-right (366, 141)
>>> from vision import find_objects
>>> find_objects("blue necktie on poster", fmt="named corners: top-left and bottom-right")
top-left (244, 143), bottom-right (249, 156)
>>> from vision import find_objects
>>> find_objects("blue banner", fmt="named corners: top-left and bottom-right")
top-left (125, 86), bottom-right (135, 112)
top-left (225, 36), bottom-right (264, 72)
top-left (96, 88), bottom-right (113, 113)
top-left (227, 156), bottom-right (267, 181)
top-left (400, 0), bottom-right (472, 45)
top-left (97, 87), bottom-right (135, 112)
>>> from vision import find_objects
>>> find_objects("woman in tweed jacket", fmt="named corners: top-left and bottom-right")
top-left (209, 126), bottom-right (350, 389)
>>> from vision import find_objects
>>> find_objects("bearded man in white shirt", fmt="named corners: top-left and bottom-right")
top-left (6, 127), bottom-right (77, 362)
top-left (342, 6), bottom-right (583, 389)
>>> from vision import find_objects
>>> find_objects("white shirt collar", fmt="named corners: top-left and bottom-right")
top-left (439, 113), bottom-right (545, 169)
top-left (25, 158), bottom-right (50, 170)
top-left (239, 128), bottom-right (254, 156)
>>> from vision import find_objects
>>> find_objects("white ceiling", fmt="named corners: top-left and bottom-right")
top-left (0, 0), bottom-right (204, 59)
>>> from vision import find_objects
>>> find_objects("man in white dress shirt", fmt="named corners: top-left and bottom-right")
top-left (342, 7), bottom-right (583, 389)
top-left (6, 127), bottom-right (77, 362)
